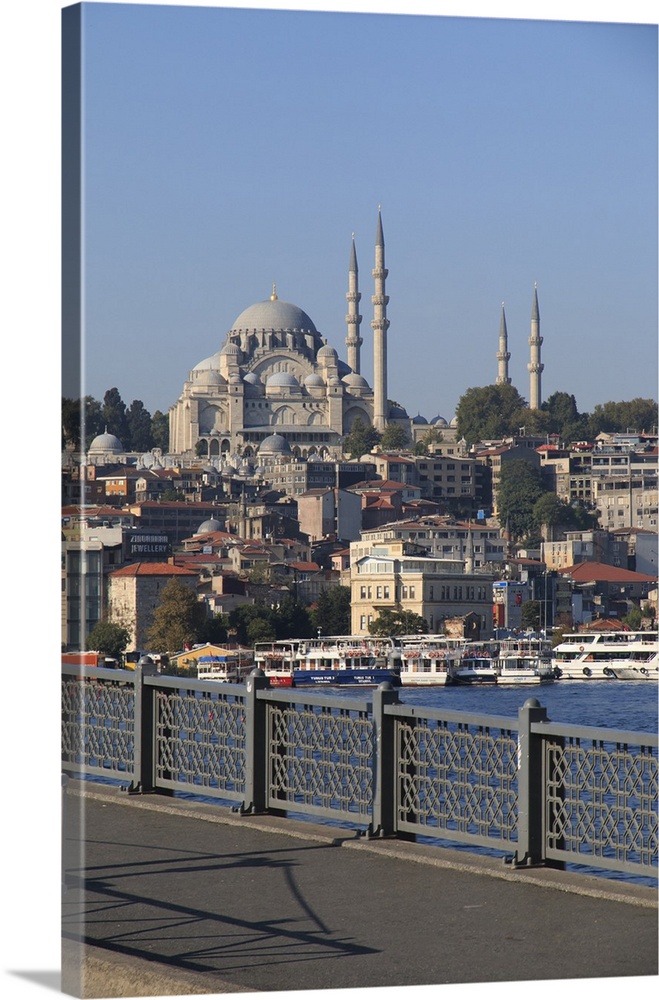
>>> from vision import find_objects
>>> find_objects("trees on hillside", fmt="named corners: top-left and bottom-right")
top-left (455, 384), bottom-right (527, 445)
top-left (342, 417), bottom-right (381, 459)
top-left (496, 461), bottom-right (545, 541)
top-left (369, 609), bottom-right (428, 637)
top-left (84, 620), bottom-right (131, 660)
top-left (379, 423), bottom-right (410, 451)
top-left (311, 586), bottom-right (351, 636)
top-left (146, 578), bottom-right (208, 653)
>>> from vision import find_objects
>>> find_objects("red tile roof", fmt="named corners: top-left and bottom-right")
top-left (558, 561), bottom-right (657, 584)
top-left (109, 562), bottom-right (198, 577)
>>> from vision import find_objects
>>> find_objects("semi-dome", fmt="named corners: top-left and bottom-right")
top-left (259, 433), bottom-right (292, 455)
top-left (266, 372), bottom-right (300, 388)
top-left (89, 430), bottom-right (123, 453)
top-left (195, 369), bottom-right (225, 387)
top-left (193, 351), bottom-right (222, 372)
top-left (229, 298), bottom-right (317, 335)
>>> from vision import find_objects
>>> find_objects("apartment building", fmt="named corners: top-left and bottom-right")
top-left (350, 539), bottom-right (493, 636)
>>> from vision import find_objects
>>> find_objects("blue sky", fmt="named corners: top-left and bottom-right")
top-left (67, 1), bottom-right (657, 423)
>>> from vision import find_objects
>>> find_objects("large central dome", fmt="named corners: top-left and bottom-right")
top-left (229, 297), bottom-right (317, 335)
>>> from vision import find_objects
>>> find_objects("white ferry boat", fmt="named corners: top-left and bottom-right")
top-left (494, 636), bottom-right (555, 686)
top-left (253, 636), bottom-right (402, 687)
top-left (397, 635), bottom-right (465, 686)
top-left (448, 641), bottom-right (500, 685)
top-left (196, 648), bottom-right (254, 683)
top-left (552, 630), bottom-right (658, 680)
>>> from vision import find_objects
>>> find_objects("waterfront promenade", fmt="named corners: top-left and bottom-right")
top-left (62, 780), bottom-right (658, 998)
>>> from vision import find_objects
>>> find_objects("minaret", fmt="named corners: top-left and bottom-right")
top-left (496, 303), bottom-right (511, 385)
top-left (528, 282), bottom-right (544, 409)
top-left (371, 206), bottom-right (390, 432)
top-left (345, 234), bottom-right (363, 374)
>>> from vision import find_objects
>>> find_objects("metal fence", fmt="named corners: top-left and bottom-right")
top-left (61, 664), bottom-right (658, 880)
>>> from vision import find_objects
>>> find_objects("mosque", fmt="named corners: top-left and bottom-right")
top-left (163, 208), bottom-right (545, 464)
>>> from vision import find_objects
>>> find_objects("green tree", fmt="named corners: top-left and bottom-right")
top-left (146, 577), bottom-right (207, 653)
top-left (126, 399), bottom-right (154, 452)
top-left (342, 417), bottom-right (381, 459)
top-left (520, 600), bottom-right (542, 631)
top-left (496, 460), bottom-right (545, 540)
top-left (274, 597), bottom-right (314, 639)
top-left (588, 398), bottom-right (658, 436)
top-left (380, 423), bottom-right (410, 451)
top-left (102, 387), bottom-right (131, 447)
top-left (84, 620), bottom-right (131, 661)
top-left (62, 395), bottom-right (104, 450)
top-left (151, 410), bottom-right (170, 451)
top-left (455, 384), bottom-right (527, 445)
top-left (311, 586), bottom-right (351, 636)
top-left (532, 492), bottom-right (578, 531)
top-left (369, 609), bottom-right (428, 637)
top-left (623, 605), bottom-right (643, 629)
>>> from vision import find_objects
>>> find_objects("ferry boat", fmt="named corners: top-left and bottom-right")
top-left (494, 636), bottom-right (555, 686)
top-left (552, 630), bottom-right (659, 680)
top-left (253, 636), bottom-right (402, 687)
top-left (397, 635), bottom-right (465, 686)
top-left (197, 648), bottom-right (254, 683)
top-left (448, 641), bottom-right (500, 685)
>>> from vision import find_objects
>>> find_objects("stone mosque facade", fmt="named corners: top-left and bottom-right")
top-left (167, 208), bottom-right (545, 464)
top-left (168, 210), bottom-right (407, 463)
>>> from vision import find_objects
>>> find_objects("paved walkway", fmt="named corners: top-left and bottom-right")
top-left (62, 780), bottom-right (657, 998)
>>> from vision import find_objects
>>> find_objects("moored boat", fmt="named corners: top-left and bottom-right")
top-left (197, 648), bottom-right (254, 683)
top-left (254, 636), bottom-right (402, 687)
top-left (396, 635), bottom-right (464, 686)
top-left (494, 636), bottom-right (555, 685)
top-left (552, 630), bottom-right (658, 680)
top-left (448, 641), bottom-right (499, 685)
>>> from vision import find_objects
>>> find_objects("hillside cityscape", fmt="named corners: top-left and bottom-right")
top-left (62, 242), bottom-right (658, 667)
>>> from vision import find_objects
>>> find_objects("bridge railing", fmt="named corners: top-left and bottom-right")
top-left (61, 664), bottom-right (658, 880)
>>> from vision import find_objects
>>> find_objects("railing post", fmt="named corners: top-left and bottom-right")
top-left (242, 668), bottom-right (270, 814)
top-left (371, 681), bottom-right (401, 837)
top-left (515, 697), bottom-right (548, 866)
top-left (128, 657), bottom-right (159, 794)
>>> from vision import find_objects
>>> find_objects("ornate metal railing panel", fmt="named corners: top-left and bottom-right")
top-left (263, 689), bottom-right (373, 824)
top-left (151, 678), bottom-right (247, 802)
top-left (61, 666), bottom-right (136, 780)
top-left (540, 721), bottom-right (658, 877)
top-left (61, 667), bottom-right (658, 880)
top-left (390, 705), bottom-right (519, 849)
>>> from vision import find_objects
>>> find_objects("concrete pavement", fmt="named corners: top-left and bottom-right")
top-left (62, 780), bottom-right (657, 998)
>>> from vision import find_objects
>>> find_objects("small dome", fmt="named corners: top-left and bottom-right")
top-left (431, 415), bottom-right (448, 426)
top-left (450, 416), bottom-right (458, 427)
top-left (259, 433), bottom-right (292, 455)
top-left (243, 371), bottom-right (261, 385)
top-left (267, 372), bottom-right (300, 388)
top-left (197, 517), bottom-right (223, 535)
top-left (89, 430), bottom-right (123, 453)
top-left (343, 373), bottom-right (370, 389)
top-left (412, 414), bottom-right (428, 425)
top-left (388, 403), bottom-right (409, 419)
top-left (221, 342), bottom-right (241, 356)
top-left (304, 373), bottom-right (325, 387)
